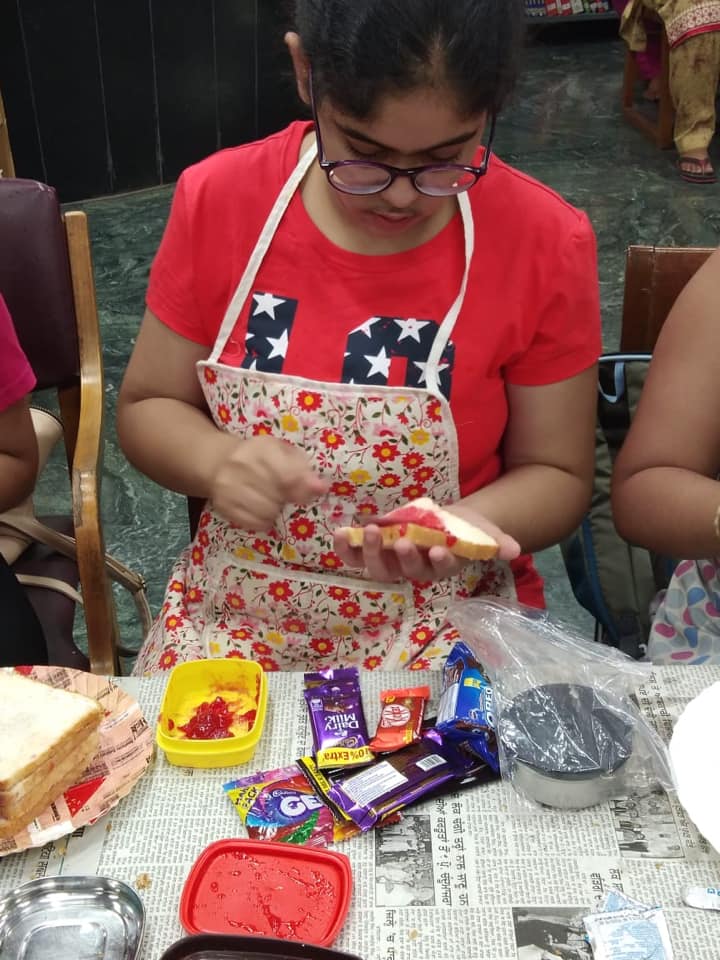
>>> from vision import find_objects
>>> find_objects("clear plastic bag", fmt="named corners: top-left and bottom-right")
top-left (449, 598), bottom-right (676, 812)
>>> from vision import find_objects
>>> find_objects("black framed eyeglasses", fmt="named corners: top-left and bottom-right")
top-left (308, 73), bottom-right (495, 198)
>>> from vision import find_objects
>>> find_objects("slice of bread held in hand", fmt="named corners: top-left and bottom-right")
top-left (339, 497), bottom-right (499, 561)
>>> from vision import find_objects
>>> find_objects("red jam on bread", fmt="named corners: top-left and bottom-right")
top-left (339, 497), bottom-right (498, 561)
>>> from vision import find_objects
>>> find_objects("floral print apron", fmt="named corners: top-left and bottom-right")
top-left (133, 143), bottom-right (515, 675)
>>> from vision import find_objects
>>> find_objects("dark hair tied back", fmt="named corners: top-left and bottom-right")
top-left (293, 0), bottom-right (525, 119)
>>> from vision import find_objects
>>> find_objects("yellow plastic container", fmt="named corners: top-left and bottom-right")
top-left (156, 658), bottom-right (268, 768)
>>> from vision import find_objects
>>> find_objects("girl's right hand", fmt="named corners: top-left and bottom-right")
top-left (208, 435), bottom-right (327, 531)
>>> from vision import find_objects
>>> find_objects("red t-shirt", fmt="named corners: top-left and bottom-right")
top-left (0, 295), bottom-right (35, 412)
top-left (147, 121), bottom-right (601, 604)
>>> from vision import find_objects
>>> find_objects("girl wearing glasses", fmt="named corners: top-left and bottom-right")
top-left (120, 0), bottom-right (601, 674)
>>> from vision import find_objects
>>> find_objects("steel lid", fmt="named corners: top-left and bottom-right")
top-left (502, 682), bottom-right (635, 779)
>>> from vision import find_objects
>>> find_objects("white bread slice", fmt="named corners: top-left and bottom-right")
top-left (0, 729), bottom-right (100, 840)
top-left (0, 672), bottom-right (103, 791)
top-left (339, 497), bottom-right (498, 561)
top-left (0, 726), bottom-right (98, 818)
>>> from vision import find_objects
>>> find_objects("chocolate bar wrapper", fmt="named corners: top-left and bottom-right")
top-left (299, 731), bottom-right (498, 834)
top-left (303, 667), bottom-right (373, 769)
top-left (319, 736), bottom-right (459, 831)
top-left (369, 686), bottom-right (430, 754)
top-left (297, 755), bottom-right (402, 830)
top-left (436, 641), bottom-right (499, 772)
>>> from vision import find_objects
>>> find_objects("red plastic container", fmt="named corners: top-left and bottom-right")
top-left (180, 840), bottom-right (352, 947)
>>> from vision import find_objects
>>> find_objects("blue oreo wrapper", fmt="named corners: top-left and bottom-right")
top-left (436, 641), bottom-right (499, 772)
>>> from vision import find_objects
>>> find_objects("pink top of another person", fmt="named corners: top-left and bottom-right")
top-left (0, 295), bottom-right (35, 412)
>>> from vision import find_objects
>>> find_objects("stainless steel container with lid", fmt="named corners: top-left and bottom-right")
top-left (500, 682), bottom-right (635, 809)
top-left (0, 875), bottom-right (144, 960)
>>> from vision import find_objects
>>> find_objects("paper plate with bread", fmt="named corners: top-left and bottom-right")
top-left (0, 666), bottom-right (153, 856)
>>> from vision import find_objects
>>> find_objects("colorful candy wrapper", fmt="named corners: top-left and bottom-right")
top-left (369, 686), bottom-right (430, 754)
top-left (223, 764), bottom-right (365, 847)
top-left (436, 641), bottom-right (499, 772)
top-left (302, 734), bottom-right (458, 832)
top-left (303, 667), bottom-right (373, 770)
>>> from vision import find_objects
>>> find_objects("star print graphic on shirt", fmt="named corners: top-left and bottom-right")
top-left (241, 291), bottom-right (298, 372)
top-left (242, 294), bottom-right (455, 397)
top-left (342, 316), bottom-right (455, 397)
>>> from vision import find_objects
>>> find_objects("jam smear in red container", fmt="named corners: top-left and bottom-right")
top-left (179, 696), bottom-right (257, 740)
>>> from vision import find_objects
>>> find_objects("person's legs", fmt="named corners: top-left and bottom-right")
top-left (614, 0), bottom-right (662, 95)
top-left (669, 33), bottom-right (720, 182)
top-left (639, 19), bottom-right (663, 98)
top-left (0, 554), bottom-right (48, 666)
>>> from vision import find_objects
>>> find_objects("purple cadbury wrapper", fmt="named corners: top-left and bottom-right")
top-left (303, 667), bottom-right (373, 769)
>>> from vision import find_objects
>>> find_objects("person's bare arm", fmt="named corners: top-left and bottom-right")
top-left (117, 309), bottom-right (326, 531)
top-left (0, 398), bottom-right (38, 513)
top-left (612, 247), bottom-right (720, 558)
top-left (457, 365), bottom-right (597, 550)
top-left (335, 365), bottom-right (597, 580)
top-left (117, 309), bottom-right (232, 496)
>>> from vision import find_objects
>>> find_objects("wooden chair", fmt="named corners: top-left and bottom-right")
top-left (0, 88), bottom-right (15, 178)
top-left (621, 13), bottom-right (674, 150)
top-left (0, 178), bottom-right (148, 674)
top-left (620, 244), bottom-right (715, 350)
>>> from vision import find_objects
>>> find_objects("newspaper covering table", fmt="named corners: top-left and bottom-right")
top-left (1, 667), bottom-right (719, 959)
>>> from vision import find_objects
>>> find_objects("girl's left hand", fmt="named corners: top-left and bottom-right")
top-left (333, 517), bottom-right (520, 584)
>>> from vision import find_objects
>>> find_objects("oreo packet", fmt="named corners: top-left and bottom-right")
top-left (436, 640), bottom-right (499, 772)
top-left (304, 667), bottom-right (373, 770)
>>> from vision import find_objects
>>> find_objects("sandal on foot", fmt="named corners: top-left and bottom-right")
top-left (677, 156), bottom-right (717, 184)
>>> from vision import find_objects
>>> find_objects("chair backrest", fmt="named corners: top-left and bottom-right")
top-left (0, 88), bottom-right (15, 178)
top-left (0, 179), bottom-right (80, 391)
top-left (620, 244), bottom-right (715, 352)
top-left (0, 177), bottom-right (120, 674)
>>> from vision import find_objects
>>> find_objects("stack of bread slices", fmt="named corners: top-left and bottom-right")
top-left (0, 671), bottom-right (103, 840)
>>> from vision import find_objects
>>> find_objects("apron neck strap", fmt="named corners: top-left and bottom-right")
top-left (208, 140), bottom-right (476, 395)
top-left (424, 191), bottom-right (474, 398)
top-left (209, 141), bottom-right (318, 363)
